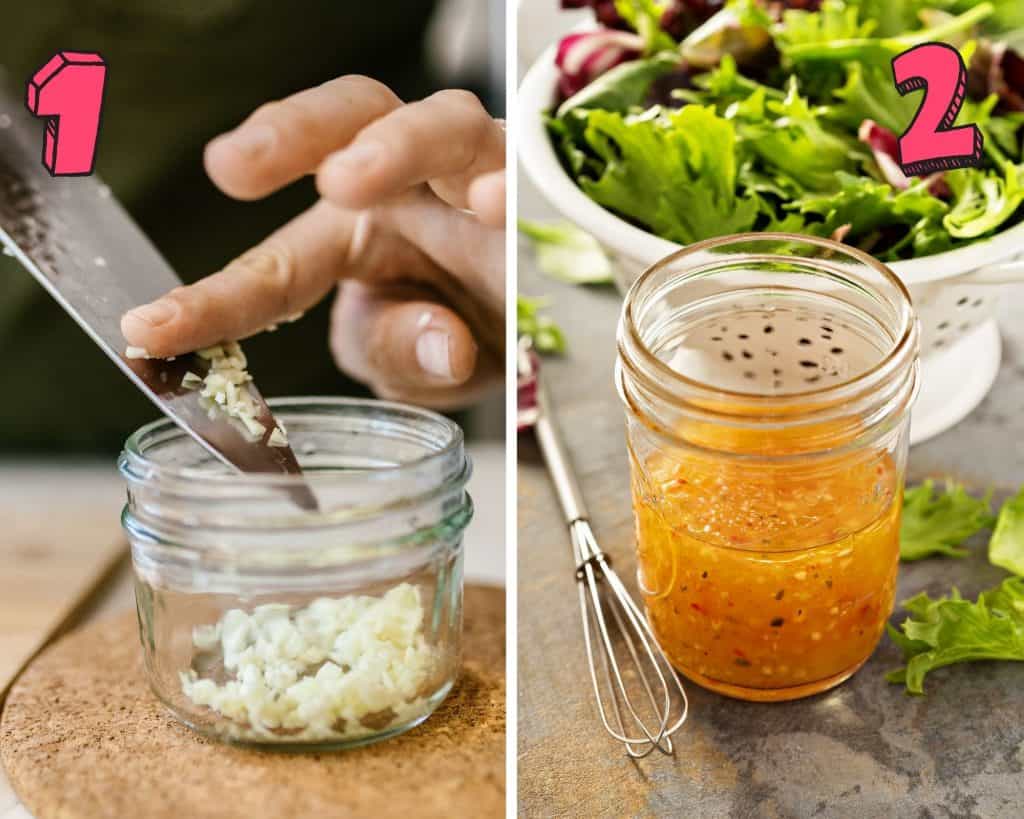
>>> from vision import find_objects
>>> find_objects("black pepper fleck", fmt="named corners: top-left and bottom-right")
top-left (770, 617), bottom-right (785, 627)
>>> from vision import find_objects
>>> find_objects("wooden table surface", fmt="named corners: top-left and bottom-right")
top-left (517, 171), bottom-right (1024, 817)
top-left (0, 443), bottom-right (505, 819)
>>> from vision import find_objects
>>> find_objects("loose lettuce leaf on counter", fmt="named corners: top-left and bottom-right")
top-left (899, 480), bottom-right (995, 561)
top-left (518, 220), bottom-right (614, 284)
top-left (989, 487), bottom-right (1024, 576)
top-left (577, 105), bottom-right (761, 244)
top-left (517, 296), bottom-right (567, 355)
top-left (887, 576), bottom-right (1024, 694)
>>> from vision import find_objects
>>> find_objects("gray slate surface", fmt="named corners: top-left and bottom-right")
top-left (517, 173), bottom-right (1024, 819)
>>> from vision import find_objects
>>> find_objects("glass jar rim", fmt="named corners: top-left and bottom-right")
top-left (618, 232), bottom-right (918, 412)
top-left (120, 396), bottom-right (468, 492)
top-left (122, 395), bottom-right (460, 479)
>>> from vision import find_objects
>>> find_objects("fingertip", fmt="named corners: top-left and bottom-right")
top-left (467, 171), bottom-right (505, 229)
top-left (204, 125), bottom-right (278, 201)
top-left (316, 141), bottom-right (388, 210)
top-left (415, 324), bottom-right (477, 386)
top-left (120, 311), bottom-right (150, 349)
top-left (121, 298), bottom-right (180, 355)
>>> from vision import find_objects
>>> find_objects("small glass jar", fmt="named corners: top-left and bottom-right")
top-left (617, 235), bottom-right (919, 702)
top-left (119, 397), bottom-right (472, 749)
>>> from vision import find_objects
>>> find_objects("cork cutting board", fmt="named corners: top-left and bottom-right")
top-left (0, 584), bottom-right (505, 819)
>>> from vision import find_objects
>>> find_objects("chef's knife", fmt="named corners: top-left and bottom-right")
top-left (0, 87), bottom-right (316, 502)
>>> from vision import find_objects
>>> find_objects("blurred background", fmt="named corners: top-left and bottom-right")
top-left (0, 1), bottom-right (507, 768)
top-left (0, 0), bottom-right (505, 454)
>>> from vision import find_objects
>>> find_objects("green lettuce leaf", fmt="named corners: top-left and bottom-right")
top-left (846, 0), bottom-right (953, 38)
top-left (556, 52), bottom-right (681, 120)
top-left (776, 1), bottom-right (876, 52)
top-left (730, 79), bottom-right (863, 192)
top-left (789, 172), bottom-right (947, 254)
top-left (830, 57), bottom-right (919, 135)
top-left (518, 220), bottom-right (614, 284)
top-left (946, 0), bottom-right (1024, 35)
top-left (577, 104), bottom-right (761, 244)
top-left (887, 576), bottom-right (1024, 694)
top-left (959, 94), bottom-right (1024, 164)
top-left (517, 296), bottom-right (567, 355)
top-left (692, 54), bottom-right (786, 111)
top-left (785, 5), bottom-right (994, 132)
top-left (989, 487), bottom-right (1024, 576)
top-left (615, 0), bottom-right (677, 53)
top-left (943, 161), bottom-right (1024, 239)
top-left (899, 480), bottom-right (995, 561)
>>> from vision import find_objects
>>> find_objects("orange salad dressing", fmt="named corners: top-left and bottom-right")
top-left (630, 412), bottom-right (900, 701)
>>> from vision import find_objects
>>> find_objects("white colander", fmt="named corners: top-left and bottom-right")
top-left (518, 47), bottom-right (1024, 444)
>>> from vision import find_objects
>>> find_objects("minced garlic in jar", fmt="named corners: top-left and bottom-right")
top-left (180, 583), bottom-right (438, 743)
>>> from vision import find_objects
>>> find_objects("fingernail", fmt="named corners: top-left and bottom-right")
top-left (127, 300), bottom-right (176, 327)
top-left (227, 124), bottom-right (276, 158)
top-left (329, 141), bottom-right (383, 172)
top-left (416, 329), bottom-right (453, 381)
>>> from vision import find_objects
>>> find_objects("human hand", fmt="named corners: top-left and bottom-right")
top-left (121, 76), bottom-right (505, 408)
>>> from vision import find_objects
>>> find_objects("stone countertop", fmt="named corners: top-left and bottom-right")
top-left (516, 173), bottom-right (1024, 819)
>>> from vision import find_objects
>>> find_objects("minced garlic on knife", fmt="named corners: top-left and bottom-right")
top-left (178, 341), bottom-right (287, 444)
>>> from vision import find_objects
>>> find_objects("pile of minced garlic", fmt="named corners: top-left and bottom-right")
top-left (180, 583), bottom-right (438, 743)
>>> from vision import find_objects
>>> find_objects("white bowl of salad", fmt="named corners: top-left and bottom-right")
top-left (519, 0), bottom-right (1024, 442)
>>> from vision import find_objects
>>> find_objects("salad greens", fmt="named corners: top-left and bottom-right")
top-left (518, 220), bottom-right (614, 284)
top-left (989, 487), bottom-right (1024, 575)
top-left (887, 577), bottom-right (1024, 694)
top-left (517, 295), bottom-right (568, 355)
top-left (889, 483), bottom-right (1024, 693)
top-left (551, 0), bottom-right (1024, 260)
top-left (899, 480), bottom-right (995, 561)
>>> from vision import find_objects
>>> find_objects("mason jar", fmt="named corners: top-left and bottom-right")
top-left (119, 397), bottom-right (472, 748)
top-left (616, 234), bottom-right (919, 702)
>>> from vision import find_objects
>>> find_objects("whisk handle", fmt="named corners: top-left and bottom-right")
top-left (535, 377), bottom-right (589, 524)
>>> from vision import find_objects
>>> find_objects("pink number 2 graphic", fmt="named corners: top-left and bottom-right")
top-left (25, 51), bottom-right (107, 177)
top-left (892, 42), bottom-right (982, 176)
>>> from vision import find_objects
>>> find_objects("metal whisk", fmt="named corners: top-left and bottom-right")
top-left (520, 342), bottom-right (688, 758)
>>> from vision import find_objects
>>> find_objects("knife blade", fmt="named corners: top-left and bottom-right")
top-left (0, 87), bottom-right (316, 502)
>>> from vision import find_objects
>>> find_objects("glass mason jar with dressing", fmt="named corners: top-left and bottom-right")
top-left (616, 234), bottom-right (919, 702)
top-left (119, 397), bottom-right (472, 748)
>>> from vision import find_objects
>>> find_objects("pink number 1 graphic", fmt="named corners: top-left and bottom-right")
top-left (892, 42), bottom-right (982, 176)
top-left (25, 51), bottom-right (107, 177)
